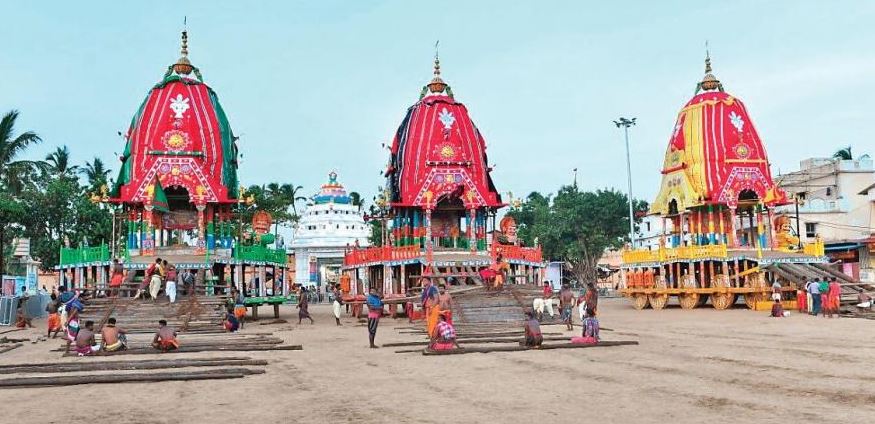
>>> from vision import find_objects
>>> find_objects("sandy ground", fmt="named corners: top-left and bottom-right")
top-left (2, 297), bottom-right (874, 424)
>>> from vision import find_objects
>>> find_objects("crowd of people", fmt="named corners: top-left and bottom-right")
top-left (778, 277), bottom-right (844, 318)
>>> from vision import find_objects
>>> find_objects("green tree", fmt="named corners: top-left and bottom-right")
top-left (0, 110), bottom-right (43, 194)
top-left (45, 145), bottom-right (77, 177)
top-left (0, 192), bottom-right (26, 274)
top-left (833, 146), bottom-right (853, 161)
top-left (0, 110), bottom-right (43, 274)
top-left (349, 191), bottom-right (363, 211)
top-left (80, 157), bottom-right (112, 192)
top-left (508, 185), bottom-right (648, 284)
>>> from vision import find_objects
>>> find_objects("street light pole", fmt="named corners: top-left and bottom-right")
top-left (614, 117), bottom-right (637, 247)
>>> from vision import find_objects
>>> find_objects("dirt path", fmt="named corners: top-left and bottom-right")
top-left (1, 298), bottom-right (873, 423)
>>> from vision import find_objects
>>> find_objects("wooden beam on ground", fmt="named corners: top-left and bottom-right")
top-left (421, 340), bottom-right (639, 355)
top-left (386, 335), bottom-right (574, 348)
top-left (0, 358), bottom-right (267, 375)
top-left (0, 344), bottom-right (23, 355)
top-left (0, 368), bottom-right (266, 388)
top-left (61, 344), bottom-right (302, 357)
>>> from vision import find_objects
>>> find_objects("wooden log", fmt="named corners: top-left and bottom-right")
top-left (61, 344), bottom-right (302, 356)
top-left (0, 344), bottom-right (23, 354)
top-left (421, 340), bottom-right (640, 355)
top-left (386, 336), bottom-right (573, 348)
top-left (0, 358), bottom-right (267, 374)
top-left (0, 356), bottom-right (254, 370)
top-left (0, 368), bottom-right (266, 388)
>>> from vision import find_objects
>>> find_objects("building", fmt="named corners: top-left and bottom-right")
top-left (776, 155), bottom-right (875, 281)
top-left (291, 172), bottom-right (369, 288)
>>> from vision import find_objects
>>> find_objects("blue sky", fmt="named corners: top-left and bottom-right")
top-left (2, 1), bottom-right (874, 207)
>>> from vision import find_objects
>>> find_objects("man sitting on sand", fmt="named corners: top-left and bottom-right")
top-left (430, 311), bottom-right (460, 351)
top-left (101, 317), bottom-right (127, 352)
top-left (74, 320), bottom-right (101, 356)
top-left (524, 311), bottom-right (543, 347)
top-left (223, 310), bottom-right (240, 333)
top-left (770, 298), bottom-right (785, 318)
top-left (572, 307), bottom-right (600, 344)
top-left (857, 288), bottom-right (873, 310)
top-left (152, 320), bottom-right (179, 352)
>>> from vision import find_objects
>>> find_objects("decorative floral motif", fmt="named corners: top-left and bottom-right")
top-left (438, 108), bottom-right (455, 130)
top-left (729, 111), bottom-right (744, 132)
top-left (169, 94), bottom-right (190, 119)
top-left (440, 144), bottom-right (455, 159)
top-left (735, 142), bottom-right (750, 159)
top-left (161, 129), bottom-right (190, 151)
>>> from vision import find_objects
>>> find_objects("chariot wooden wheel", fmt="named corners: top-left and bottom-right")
top-left (648, 293), bottom-right (669, 310)
top-left (678, 293), bottom-right (700, 309)
top-left (631, 294), bottom-right (650, 310)
top-left (744, 293), bottom-right (764, 309)
top-left (711, 292), bottom-right (735, 310)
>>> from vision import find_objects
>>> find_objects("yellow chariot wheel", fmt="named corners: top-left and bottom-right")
top-left (648, 293), bottom-right (669, 310)
top-left (744, 292), bottom-right (765, 309)
top-left (631, 294), bottom-right (650, 310)
top-left (678, 292), bottom-right (700, 309)
top-left (711, 292), bottom-right (735, 310)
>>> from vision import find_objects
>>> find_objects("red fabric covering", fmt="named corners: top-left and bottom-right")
top-left (661, 91), bottom-right (788, 208)
top-left (114, 79), bottom-right (233, 204)
top-left (387, 94), bottom-right (503, 208)
top-left (571, 336), bottom-right (598, 345)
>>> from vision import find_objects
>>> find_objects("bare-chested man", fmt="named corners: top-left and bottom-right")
top-left (73, 320), bottom-right (101, 356)
top-left (559, 284), bottom-right (574, 330)
top-left (152, 320), bottom-right (179, 352)
top-left (438, 285), bottom-right (454, 324)
top-left (101, 317), bottom-right (127, 352)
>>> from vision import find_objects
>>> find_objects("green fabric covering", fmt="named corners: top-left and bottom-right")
top-left (209, 89), bottom-right (239, 199)
top-left (151, 179), bottom-right (169, 213)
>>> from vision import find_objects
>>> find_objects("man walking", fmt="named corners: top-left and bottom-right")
top-left (366, 288), bottom-right (384, 349)
top-left (806, 279), bottom-right (821, 316)
top-left (559, 284), bottom-right (574, 331)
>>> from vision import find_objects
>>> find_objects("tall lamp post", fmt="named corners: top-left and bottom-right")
top-left (614, 117), bottom-right (637, 247)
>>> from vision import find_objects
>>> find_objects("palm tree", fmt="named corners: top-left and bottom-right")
top-left (0, 110), bottom-right (43, 194)
top-left (0, 110), bottom-right (42, 275)
top-left (349, 191), bottom-right (363, 211)
top-left (833, 146), bottom-right (853, 161)
top-left (45, 145), bottom-right (78, 177)
top-left (266, 183), bottom-right (307, 234)
top-left (80, 157), bottom-right (112, 191)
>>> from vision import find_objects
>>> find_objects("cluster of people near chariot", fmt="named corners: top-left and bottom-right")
top-left (769, 276), bottom-right (871, 318)
top-left (40, 283), bottom-right (180, 356)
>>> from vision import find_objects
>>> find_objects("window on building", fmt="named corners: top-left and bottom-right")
top-left (797, 192), bottom-right (807, 201)
top-left (825, 187), bottom-right (832, 196)
top-left (805, 222), bottom-right (817, 238)
top-left (645, 222), bottom-right (651, 232)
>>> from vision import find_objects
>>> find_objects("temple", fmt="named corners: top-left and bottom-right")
top-left (342, 54), bottom-right (544, 299)
top-left (620, 53), bottom-right (839, 311)
top-left (57, 31), bottom-right (288, 307)
top-left (291, 172), bottom-right (369, 288)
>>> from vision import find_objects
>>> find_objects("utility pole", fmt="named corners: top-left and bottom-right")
top-left (614, 117), bottom-right (637, 246)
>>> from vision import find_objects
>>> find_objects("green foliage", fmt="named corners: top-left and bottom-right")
top-left (0, 110), bottom-right (44, 195)
top-left (80, 157), bottom-right (112, 192)
top-left (0, 110), bottom-right (116, 271)
top-left (833, 146), bottom-right (853, 161)
top-left (508, 185), bottom-right (648, 283)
